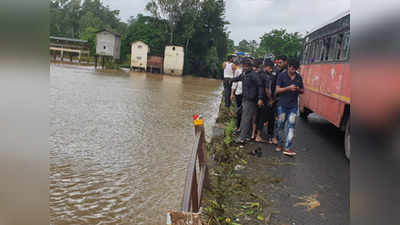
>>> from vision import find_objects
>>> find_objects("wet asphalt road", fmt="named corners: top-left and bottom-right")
top-left (244, 113), bottom-right (349, 225)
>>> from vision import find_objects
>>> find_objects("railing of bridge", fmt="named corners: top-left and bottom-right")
top-left (181, 115), bottom-right (209, 213)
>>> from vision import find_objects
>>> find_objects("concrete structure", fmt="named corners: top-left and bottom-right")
top-left (130, 41), bottom-right (149, 71)
top-left (96, 29), bottom-right (121, 59)
top-left (49, 36), bottom-right (90, 63)
top-left (163, 45), bottom-right (184, 76)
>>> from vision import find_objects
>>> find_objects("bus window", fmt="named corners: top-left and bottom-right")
top-left (324, 37), bottom-right (331, 61)
top-left (328, 35), bottom-right (337, 61)
top-left (309, 41), bottom-right (315, 63)
top-left (317, 39), bottom-right (324, 62)
top-left (336, 33), bottom-right (344, 60)
top-left (340, 31), bottom-right (350, 60)
top-left (303, 44), bottom-right (309, 64)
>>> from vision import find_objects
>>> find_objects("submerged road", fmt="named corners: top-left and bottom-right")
top-left (244, 113), bottom-right (349, 225)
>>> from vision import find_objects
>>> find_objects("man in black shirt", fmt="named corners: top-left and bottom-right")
top-left (253, 59), bottom-right (273, 143)
top-left (275, 58), bottom-right (304, 156)
top-left (263, 59), bottom-right (276, 143)
top-left (231, 58), bottom-right (265, 143)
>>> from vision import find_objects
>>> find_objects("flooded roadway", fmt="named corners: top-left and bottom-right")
top-left (49, 64), bottom-right (222, 225)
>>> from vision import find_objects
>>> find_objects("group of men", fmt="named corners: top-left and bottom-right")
top-left (222, 55), bottom-right (304, 156)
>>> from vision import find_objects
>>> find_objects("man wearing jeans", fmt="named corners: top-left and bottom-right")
top-left (275, 58), bottom-right (304, 156)
top-left (222, 55), bottom-right (237, 107)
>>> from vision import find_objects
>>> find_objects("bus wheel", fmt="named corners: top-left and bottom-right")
top-left (300, 108), bottom-right (311, 120)
top-left (345, 118), bottom-right (351, 160)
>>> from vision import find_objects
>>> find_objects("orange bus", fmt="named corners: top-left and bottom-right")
top-left (299, 11), bottom-right (351, 159)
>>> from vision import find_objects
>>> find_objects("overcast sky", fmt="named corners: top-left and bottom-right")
top-left (104, 0), bottom-right (349, 45)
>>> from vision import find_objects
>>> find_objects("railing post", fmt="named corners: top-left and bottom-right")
top-left (180, 115), bottom-right (210, 214)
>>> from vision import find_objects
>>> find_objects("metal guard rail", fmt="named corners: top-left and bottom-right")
top-left (181, 115), bottom-right (209, 212)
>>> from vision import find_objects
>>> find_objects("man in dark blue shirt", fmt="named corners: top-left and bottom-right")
top-left (275, 58), bottom-right (304, 156)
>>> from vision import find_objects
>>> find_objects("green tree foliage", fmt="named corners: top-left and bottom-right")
top-left (146, 0), bottom-right (229, 78)
top-left (248, 40), bottom-right (258, 57)
top-left (258, 29), bottom-right (303, 57)
top-left (237, 39), bottom-right (250, 53)
top-left (50, 0), bottom-right (230, 78)
top-left (123, 14), bottom-right (169, 57)
top-left (226, 38), bottom-right (235, 55)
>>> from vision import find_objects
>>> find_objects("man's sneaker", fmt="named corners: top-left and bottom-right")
top-left (283, 149), bottom-right (296, 156)
top-left (275, 145), bottom-right (283, 152)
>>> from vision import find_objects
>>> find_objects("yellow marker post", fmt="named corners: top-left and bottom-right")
top-left (193, 114), bottom-right (204, 126)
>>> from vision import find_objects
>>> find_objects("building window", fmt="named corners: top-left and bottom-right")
top-left (138, 45), bottom-right (142, 49)
top-left (103, 46), bottom-right (106, 50)
top-left (137, 57), bottom-right (142, 60)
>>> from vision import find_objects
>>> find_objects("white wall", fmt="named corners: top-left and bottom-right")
top-left (131, 41), bottom-right (149, 70)
top-left (114, 36), bottom-right (121, 59)
top-left (163, 46), bottom-right (184, 76)
top-left (96, 31), bottom-right (115, 57)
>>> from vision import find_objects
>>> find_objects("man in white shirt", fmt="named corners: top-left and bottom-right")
top-left (222, 55), bottom-right (237, 107)
top-left (231, 60), bottom-right (243, 133)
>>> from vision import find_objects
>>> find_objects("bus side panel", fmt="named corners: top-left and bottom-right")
top-left (300, 63), bottom-right (347, 128)
top-left (300, 64), bottom-right (320, 114)
top-left (341, 63), bottom-right (351, 102)
top-left (317, 63), bottom-right (344, 127)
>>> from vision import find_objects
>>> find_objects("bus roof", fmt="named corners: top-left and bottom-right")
top-left (307, 10), bottom-right (350, 36)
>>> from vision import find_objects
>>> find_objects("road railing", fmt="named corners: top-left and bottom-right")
top-left (167, 114), bottom-right (209, 225)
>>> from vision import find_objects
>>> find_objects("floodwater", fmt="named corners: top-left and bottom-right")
top-left (49, 64), bottom-right (222, 225)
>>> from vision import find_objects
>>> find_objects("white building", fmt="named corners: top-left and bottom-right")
top-left (131, 41), bottom-right (149, 71)
top-left (96, 29), bottom-right (121, 59)
top-left (163, 45), bottom-right (184, 76)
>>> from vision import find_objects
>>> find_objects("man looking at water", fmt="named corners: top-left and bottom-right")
top-left (275, 58), bottom-right (304, 156)
top-left (231, 60), bottom-right (243, 134)
top-left (230, 58), bottom-right (264, 144)
top-left (223, 55), bottom-right (237, 107)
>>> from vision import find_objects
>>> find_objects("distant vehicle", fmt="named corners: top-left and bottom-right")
top-left (299, 11), bottom-right (351, 159)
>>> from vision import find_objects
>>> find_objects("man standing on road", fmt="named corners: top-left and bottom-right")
top-left (275, 58), bottom-right (304, 156)
top-left (253, 59), bottom-right (273, 143)
top-left (269, 55), bottom-right (288, 144)
top-left (263, 59), bottom-right (276, 143)
top-left (230, 58), bottom-right (265, 144)
top-left (223, 55), bottom-right (237, 108)
top-left (231, 60), bottom-right (243, 134)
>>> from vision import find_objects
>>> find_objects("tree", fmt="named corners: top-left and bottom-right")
top-left (226, 38), bottom-right (235, 55)
top-left (123, 14), bottom-right (169, 57)
top-left (145, 0), bottom-right (192, 44)
top-left (248, 40), bottom-right (258, 57)
top-left (79, 26), bottom-right (97, 54)
top-left (237, 39), bottom-right (250, 53)
top-left (258, 29), bottom-right (303, 57)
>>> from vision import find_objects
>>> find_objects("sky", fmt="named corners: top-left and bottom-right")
top-left (104, 0), bottom-right (350, 45)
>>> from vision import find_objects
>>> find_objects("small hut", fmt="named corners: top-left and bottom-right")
top-left (130, 41), bottom-right (149, 71)
top-left (163, 45), bottom-right (184, 76)
top-left (96, 29), bottom-right (121, 60)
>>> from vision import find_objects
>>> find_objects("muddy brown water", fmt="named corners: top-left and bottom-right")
top-left (50, 64), bottom-right (222, 225)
